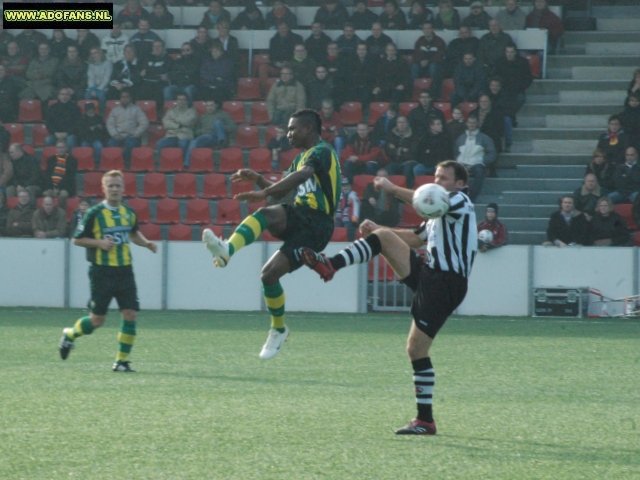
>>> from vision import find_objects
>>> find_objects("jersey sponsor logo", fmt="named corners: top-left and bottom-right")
top-left (297, 177), bottom-right (318, 197)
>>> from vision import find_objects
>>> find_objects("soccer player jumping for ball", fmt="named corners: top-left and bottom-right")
top-left (202, 109), bottom-right (341, 359)
top-left (59, 170), bottom-right (158, 372)
top-left (301, 160), bottom-right (477, 434)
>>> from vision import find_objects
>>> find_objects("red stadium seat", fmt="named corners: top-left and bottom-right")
top-left (231, 180), bottom-right (255, 197)
top-left (65, 197), bottom-right (80, 221)
top-left (236, 77), bottom-right (260, 100)
top-left (99, 147), bottom-right (124, 171)
top-left (19, 99), bottom-right (42, 123)
top-left (215, 198), bottom-right (242, 225)
top-left (412, 78), bottom-right (432, 100)
top-left (6, 197), bottom-right (19, 209)
top-left (188, 148), bottom-right (214, 173)
top-left (136, 100), bottom-right (158, 123)
top-left (123, 172), bottom-right (138, 197)
top-left (389, 175), bottom-right (407, 188)
top-left (146, 125), bottom-right (166, 147)
top-left (171, 173), bottom-right (197, 198)
top-left (222, 101), bottom-right (245, 123)
top-left (235, 126), bottom-right (259, 149)
top-left (265, 125), bottom-right (278, 145)
top-left (168, 224), bottom-right (193, 241)
top-left (440, 79), bottom-right (454, 102)
top-left (41, 146), bottom-right (57, 169)
top-left (72, 147), bottom-right (95, 171)
top-left (247, 200), bottom-right (266, 216)
top-left (126, 197), bottom-right (151, 223)
top-left (279, 149), bottom-right (300, 172)
top-left (433, 102), bottom-right (452, 122)
top-left (248, 148), bottom-right (272, 172)
top-left (4, 124), bottom-right (24, 144)
top-left (129, 147), bottom-right (155, 172)
top-left (105, 100), bottom-right (121, 119)
top-left (340, 102), bottom-right (363, 126)
top-left (352, 174), bottom-right (374, 198)
top-left (78, 100), bottom-right (99, 114)
top-left (614, 204), bottom-right (638, 231)
top-left (369, 102), bottom-right (389, 126)
top-left (400, 102), bottom-right (418, 117)
top-left (368, 256), bottom-right (395, 281)
top-left (23, 145), bottom-right (35, 156)
top-left (201, 173), bottom-right (227, 199)
top-left (399, 203), bottom-right (423, 227)
top-left (264, 173), bottom-right (282, 184)
top-left (193, 101), bottom-right (206, 116)
top-left (250, 101), bottom-right (270, 125)
top-left (200, 224), bottom-right (224, 239)
top-left (330, 227), bottom-right (349, 242)
top-left (163, 100), bottom-right (177, 117)
top-left (82, 172), bottom-right (103, 197)
top-left (252, 53), bottom-right (270, 76)
top-left (184, 198), bottom-right (211, 224)
top-left (158, 148), bottom-right (183, 172)
top-left (155, 198), bottom-right (181, 224)
top-left (219, 147), bottom-right (244, 173)
top-left (31, 124), bottom-right (48, 146)
top-left (459, 102), bottom-right (477, 119)
top-left (141, 173), bottom-right (168, 198)
top-left (414, 175), bottom-right (435, 188)
top-left (523, 53), bottom-right (542, 78)
top-left (138, 223), bottom-right (162, 240)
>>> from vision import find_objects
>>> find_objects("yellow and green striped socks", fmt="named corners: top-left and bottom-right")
top-left (263, 282), bottom-right (286, 333)
top-left (116, 320), bottom-right (136, 364)
top-left (65, 316), bottom-right (94, 340)
top-left (228, 211), bottom-right (268, 257)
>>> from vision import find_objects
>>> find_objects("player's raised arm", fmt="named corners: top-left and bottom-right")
top-left (374, 176), bottom-right (415, 205)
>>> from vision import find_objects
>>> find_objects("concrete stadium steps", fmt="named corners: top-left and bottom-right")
top-left (563, 31), bottom-right (640, 44)
top-left (497, 153), bottom-right (591, 168)
top-left (518, 104), bottom-right (619, 116)
top-left (480, 179), bottom-right (579, 195)
top-left (497, 191), bottom-right (571, 205)
top-left (474, 203), bottom-right (556, 219)
top-left (498, 217), bottom-right (550, 232)
top-left (557, 90), bottom-right (627, 104)
top-left (585, 43), bottom-right (640, 56)
top-left (527, 80), bottom-right (628, 96)
top-left (597, 18), bottom-right (640, 31)
top-left (500, 165), bottom-right (586, 179)
top-left (511, 127), bottom-right (600, 141)
top-left (547, 66), bottom-right (636, 80)
top-left (546, 55), bottom-right (640, 68)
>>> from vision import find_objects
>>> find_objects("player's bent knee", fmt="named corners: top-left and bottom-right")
top-left (121, 309), bottom-right (137, 322)
top-left (90, 314), bottom-right (107, 328)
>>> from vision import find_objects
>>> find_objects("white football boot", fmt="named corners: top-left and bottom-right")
top-left (202, 228), bottom-right (230, 267)
top-left (259, 326), bottom-right (290, 360)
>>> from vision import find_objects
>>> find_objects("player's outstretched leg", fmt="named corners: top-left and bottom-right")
top-left (301, 234), bottom-right (382, 282)
top-left (395, 357), bottom-right (437, 435)
top-left (260, 282), bottom-right (289, 359)
top-left (113, 319), bottom-right (136, 372)
top-left (203, 211), bottom-right (268, 267)
top-left (59, 316), bottom-right (95, 360)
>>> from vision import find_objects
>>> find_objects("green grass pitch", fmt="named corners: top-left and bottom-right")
top-left (2, 307), bottom-right (639, 479)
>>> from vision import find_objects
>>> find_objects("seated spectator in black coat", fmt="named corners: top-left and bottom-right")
top-left (633, 192), bottom-right (640, 230)
top-left (115, 0), bottom-right (149, 30)
top-left (543, 195), bottom-right (590, 247)
top-left (305, 23), bottom-right (332, 64)
top-left (0, 65), bottom-right (19, 122)
top-left (407, 90), bottom-right (446, 139)
top-left (336, 24), bottom-right (362, 56)
top-left (288, 44), bottom-right (318, 89)
top-left (408, 1), bottom-right (435, 30)
top-left (384, 115), bottom-right (419, 187)
top-left (573, 173), bottom-right (606, 219)
top-left (487, 76), bottom-right (517, 152)
top-left (378, 0), bottom-right (408, 31)
top-left (372, 43), bottom-right (412, 103)
top-left (334, 43), bottom-right (376, 107)
top-left (267, 125), bottom-right (292, 172)
top-left (490, 43), bottom-right (532, 118)
top-left (462, 1), bottom-right (492, 31)
top-left (129, 20), bottom-right (162, 63)
top-left (55, 45), bottom-right (87, 100)
top-left (199, 41), bottom-right (235, 104)
top-left (190, 27), bottom-right (214, 64)
top-left (471, 95), bottom-right (505, 153)
top-left (411, 22), bottom-right (446, 99)
top-left (266, 0), bottom-right (298, 30)
top-left (627, 68), bottom-right (640, 98)
top-left (314, 0), bottom-right (349, 30)
top-left (365, 22), bottom-right (393, 60)
top-left (45, 87), bottom-right (81, 150)
top-left (451, 52), bottom-right (487, 106)
top-left (351, 0), bottom-right (378, 31)
top-left (6, 144), bottom-right (42, 205)
top-left (597, 115), bottom-right (633, 165)
top-left (78, 102), bottom-right (106, 162)
top-left (49, 30), bottom-right (74, 61)
top-left (138, 40), bottom-right (172, 115)
top-left (608, 147), bottom-right (640, 205)
top-left (586, 148), bottom-right (615, 192)
top-left (371, 102), bottom-right (398, 147)
top-left (589, 197), bottom-right (631, 246)
top-left (200, 0), bottom-right (231, 29)
top-left (443, 26), bottom-right (479, 78)
top-left (434, 0), bottom-right (461, 31)
top-left (340, 122), bottom-right (383, 182)
top-left (148, 0), bottom-right (174, 30)
top-left (165, 43), bottom-right (200, 106)
top-left (74, 29), bottom-right (100, 64)
top-left (446, 105), bottom-right (466, 143)
top-left (107, 44), bottom-right (142, 101)
top-left (15, 29), bottom-right (48, 60)
top-left (43, 140), bottom-right (77, 211)
top-left (217, 22), bottom-right (240, 70)
top-left (477, 19), bottom-right (514, 70)
top-left (360, 168), bottom-right (400, 227)
top-left (619, 93), bottom-right (640, 147)
top-left (414, 118), bottom-right (454, 177)
top-left (0, 192), bottom-right (9, 236)
top-left (231, 1), bottom-right (266, 30)
top-left (307, 65), bottom-right (333, 111)
top-left (68, 197), bottom-right (90, 238)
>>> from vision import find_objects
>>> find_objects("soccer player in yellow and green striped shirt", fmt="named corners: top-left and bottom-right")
top-left (203, 109), bottom-right (341, 360)
top-left (59, 170), bottom-right (158, 372)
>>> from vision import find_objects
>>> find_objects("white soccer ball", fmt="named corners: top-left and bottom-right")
top-left (478, 229), bottom-right (494, 243)
top-left (412, 183), bottom-right (450, 219)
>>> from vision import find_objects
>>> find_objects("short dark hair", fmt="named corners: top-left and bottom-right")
top-left (489, 76), bottom-right (502, 85)
top-left (436, 160), bottom-right (468, 185)
top-left (505, 42), bottom-right (517, 50)
top-left (388, 103), bottom-right (399, 114)
top-left (429, 117), bottom-right (442, 126)
top-left (559, 194), bottom-right (574, 206)
top-left (291, 109), bottom-right (322, 135)
top-left (608, 114), bottom-right (621, 123)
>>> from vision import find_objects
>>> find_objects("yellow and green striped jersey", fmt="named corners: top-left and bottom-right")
top-left (74, 201), bottom-right (139, 266)
top-left (285, 140), bottom-right (341, 216)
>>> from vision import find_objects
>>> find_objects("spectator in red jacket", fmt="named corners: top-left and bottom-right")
top-left (477, 202), bottom-right (507, 252)
top-left (340, 122), bottom-right (383, 182)
top-left (525, 0), bottom-right (564, 54)
top-left (319, 99), bottom-right (347, 158)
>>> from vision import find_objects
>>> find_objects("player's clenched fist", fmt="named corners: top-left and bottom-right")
top-left (231, 169), bottom-right (260, 183)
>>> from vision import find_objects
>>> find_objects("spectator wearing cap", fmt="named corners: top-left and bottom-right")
top-left (335, 177), bottom-right (360, 242)
top-left (266, 0), bottom-right (298, 30)
top-left (340, 122), bottom-right (382, 183)
top-left (115, 0), bottom-right (149, 30)
top-left (314, 0), bottom-right (350, 30)
top-left (378, 0), bottom-right (408, 31)
top-left (350, 0), bottom-right (378, 31)
top-left (200, 0), bottom-right (231, 29)
top-left (495, 0), bottom-right (526, 31)
top-left (477, 203), bottom-right (508, 252)
top-left (463, 1), bottom-right (492, 31)
top-left (43, 140), bottom-right (77, 211)
top-left (365, 22), bottom-right (393, 60)
top-left (526, 0), bottom-right (564, 54)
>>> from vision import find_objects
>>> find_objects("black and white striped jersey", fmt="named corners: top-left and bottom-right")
top-left (414, 189), bottom-right (477, 278)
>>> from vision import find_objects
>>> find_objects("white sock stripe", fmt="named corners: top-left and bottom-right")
top-left (351, 242), bottom-right (365, 263)
top-left (341, 250), bottom-right (353, 265)
top-left (358, 239), bottom-right (373, 259)
top-left (414, 368), bottom-right (434, 375)
top-left (416, 398), bottom-right (433, 404)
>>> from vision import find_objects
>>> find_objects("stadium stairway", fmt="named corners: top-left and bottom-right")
top-left (476, 11), bottom-right (640, 244)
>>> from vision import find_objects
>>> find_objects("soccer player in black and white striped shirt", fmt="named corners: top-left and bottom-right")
top-left (300, 160), bottom-right (477, 435)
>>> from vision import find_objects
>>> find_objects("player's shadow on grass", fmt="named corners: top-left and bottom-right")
top-left (138, 371), bottom-right (352, 387)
